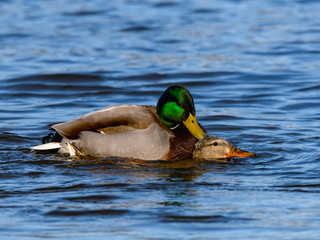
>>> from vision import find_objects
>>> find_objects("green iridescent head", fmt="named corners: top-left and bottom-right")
top-left (156, 86), bottom-right (204, 139)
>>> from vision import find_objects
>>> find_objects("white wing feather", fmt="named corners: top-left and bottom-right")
top-left (31, 142), bottom-right (62, 151)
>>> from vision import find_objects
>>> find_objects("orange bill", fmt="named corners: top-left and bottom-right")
top-left (226, 145), bottom-right (255, 158)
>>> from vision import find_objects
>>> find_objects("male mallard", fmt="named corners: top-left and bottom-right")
top-left (32, 86), bottom-right (254, 160)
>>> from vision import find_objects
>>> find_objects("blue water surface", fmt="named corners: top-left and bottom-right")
top-left (1, 0), bottom-right (320, 239)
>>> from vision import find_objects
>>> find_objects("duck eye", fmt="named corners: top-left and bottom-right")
top-left (213, 142), bottom-right (219, 146)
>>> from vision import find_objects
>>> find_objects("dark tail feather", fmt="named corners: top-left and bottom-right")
top-left (42, 132), bottom-right (63, 144)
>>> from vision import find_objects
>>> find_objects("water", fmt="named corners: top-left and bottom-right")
top-left (1, 0), bottom-right (320, 239)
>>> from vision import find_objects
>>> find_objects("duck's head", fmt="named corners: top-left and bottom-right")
top-left (193, 134), bottom-right (255, 160)
top-left (156, 86), bottom-right (204, 140)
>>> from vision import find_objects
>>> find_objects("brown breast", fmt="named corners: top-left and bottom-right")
top-left (164, 124), bottom-right (197, 161)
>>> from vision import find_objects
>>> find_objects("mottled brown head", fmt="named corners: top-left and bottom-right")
top-left (193, 134), bottom-right (255, 160)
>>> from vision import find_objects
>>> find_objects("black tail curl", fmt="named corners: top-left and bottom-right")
top-left (42, 132), bottom-right (63, 144)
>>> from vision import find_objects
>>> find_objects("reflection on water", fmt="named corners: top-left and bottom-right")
top-left (1, 0), bottom-right (320, 239)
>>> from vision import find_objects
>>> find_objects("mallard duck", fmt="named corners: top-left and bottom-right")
top-left (193, 134), bottom-right (255, 160)
top-left (31, 86), bottom-right (255, 160)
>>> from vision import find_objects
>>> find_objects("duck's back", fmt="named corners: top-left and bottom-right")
top-left (52, 105), bottom-right (161, 139)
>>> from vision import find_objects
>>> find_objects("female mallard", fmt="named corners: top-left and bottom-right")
top-left (193, 134), bottom-right (255, 160)
top-left (32, 86), bottom-right (254, 160)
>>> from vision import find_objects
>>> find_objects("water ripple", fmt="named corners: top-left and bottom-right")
top-left (46, 209), bottom-right (129, 217)
top-left (1, 0), bottom-right (320, 239)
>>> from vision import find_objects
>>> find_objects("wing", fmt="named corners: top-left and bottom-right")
top-left (52, 105), bottom-right (158, 139)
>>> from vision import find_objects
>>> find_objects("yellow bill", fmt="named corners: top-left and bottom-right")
top-left (183, 113), bottom-right (204, 140)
